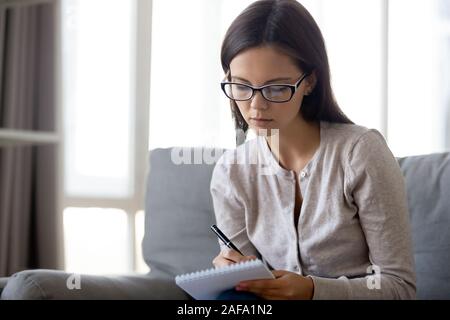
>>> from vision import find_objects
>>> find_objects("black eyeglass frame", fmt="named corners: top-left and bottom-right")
top-left (220, 72), bottom-right (310, 103)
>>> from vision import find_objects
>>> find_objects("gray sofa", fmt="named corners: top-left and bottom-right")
top-left (0, 147), bottom-right (449, 299)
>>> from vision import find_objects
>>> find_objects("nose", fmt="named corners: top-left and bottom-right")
top-left (250, 90), bottom-right (269, 110)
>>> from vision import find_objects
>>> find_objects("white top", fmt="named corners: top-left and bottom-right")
top-left (210, 121), bottom-right (416, 299)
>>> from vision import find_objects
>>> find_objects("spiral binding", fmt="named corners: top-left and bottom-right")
top-left (175, 259), bottom-right (263, 282)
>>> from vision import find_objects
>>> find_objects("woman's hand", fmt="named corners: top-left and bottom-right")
top-left (235, 270), bottom-right (315, 300)
top-left (212, 248), bottom-right (257, 268)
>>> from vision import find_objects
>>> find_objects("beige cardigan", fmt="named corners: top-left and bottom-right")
top-left (210, 121), bottom-right (416, 299)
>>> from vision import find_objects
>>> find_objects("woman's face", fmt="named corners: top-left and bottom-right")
top-left (229, 45), bottom-right (313, 135)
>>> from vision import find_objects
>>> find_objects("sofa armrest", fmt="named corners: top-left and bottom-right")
top-left (0, 277), bottom-right (9, 296)
top-left (0, 269), bottom-right (190, 300)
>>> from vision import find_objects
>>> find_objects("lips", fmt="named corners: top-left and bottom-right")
top-left (249, 117), bottom-right (273, 128)
top-left (250, 117), bottom-right (272, 121)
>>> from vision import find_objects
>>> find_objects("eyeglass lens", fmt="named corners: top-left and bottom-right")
top-left (223, 84), bottom-right (292, 102)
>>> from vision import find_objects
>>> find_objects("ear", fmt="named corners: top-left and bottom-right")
top-left (305, 70), bottom-right (317, 95)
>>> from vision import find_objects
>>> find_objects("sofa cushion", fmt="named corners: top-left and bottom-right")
top-left (398, 152), bottom-right (450, 299)
top-left (143, 147), bottom-right (224, 279)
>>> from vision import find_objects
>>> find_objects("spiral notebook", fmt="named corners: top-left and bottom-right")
top-left (175, 259), bottom-right (274, 300)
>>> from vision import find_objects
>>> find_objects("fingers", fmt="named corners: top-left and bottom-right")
top-left (212, 249), bottom-right (257, 268)
top-left (238, 255), bottom-right (258, 264)
top-left (260, 294), bottom-right (286, 300)
top-left (212, 249), bottom-right (242, 268)
top-left (238, 286), bottom-right (282, 299)
top-left (212, 255), bottom-right (235, 268)
top-left (237, 279), bottom-right (280, 291)
top-left (235, 279), bottom-right (283, 299)
top-left (221, 248), bottom-right (244, 262)
top-left (271, 270), bottom-right (290, 278)
top-left (236, 271), bottom-right (311, 300)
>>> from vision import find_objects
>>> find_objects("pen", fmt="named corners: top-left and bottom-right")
top-left (210, 224), bottom-right (244, 256)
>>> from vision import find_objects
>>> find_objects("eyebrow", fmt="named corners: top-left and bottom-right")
top-left (231, 76), bottom-right (293, 85)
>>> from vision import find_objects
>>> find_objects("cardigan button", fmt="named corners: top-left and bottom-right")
top-left (300, 171), bottom-right (307, 178)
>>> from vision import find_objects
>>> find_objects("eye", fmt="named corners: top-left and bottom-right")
top-left (272, 86), bottom-right (289, 93)
top-left (264, 86), bottom-right (289, 96)
top-left (234, 84), bottom-right (250, 92)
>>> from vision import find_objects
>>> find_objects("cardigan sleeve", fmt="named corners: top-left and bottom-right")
top-left (309, 129), bottom-right (416, 299)
top-left (210, 160), bottom-right (260, 258)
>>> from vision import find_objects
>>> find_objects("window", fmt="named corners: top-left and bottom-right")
top-left (148, 0), bottom-right (385, 148)
top-left (61, 0), bottom-right (151, 274)
top-left (388, 0), bottom-right (450, 156)
top-left (62, 0), bottom-right (135, 198)
top-left (64, 208), bottom-right (129, 274)
top-left (148, 0), bottom-right (255, 149)
top-left (305, 0), bottom-right (386, 132)
top-left (149, 0), bottom-right (449, 156)
top-left (135, 210), bottom-right (150, 274)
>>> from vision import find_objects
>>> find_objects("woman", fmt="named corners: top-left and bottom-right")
top-left (210, 0), bottom-right (416, 300)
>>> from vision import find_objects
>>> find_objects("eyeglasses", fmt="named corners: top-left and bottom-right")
top-left (220, 73), bottom-right (309, 103)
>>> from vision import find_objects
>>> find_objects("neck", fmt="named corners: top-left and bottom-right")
top-left (265, 118), bottom-right (320, 172)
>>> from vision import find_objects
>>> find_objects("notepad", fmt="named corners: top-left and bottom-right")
top-left (175, 259), bottom-right (275, 300)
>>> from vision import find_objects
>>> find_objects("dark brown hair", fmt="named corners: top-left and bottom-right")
top-left (221, 0), bottom-right (353, 134)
